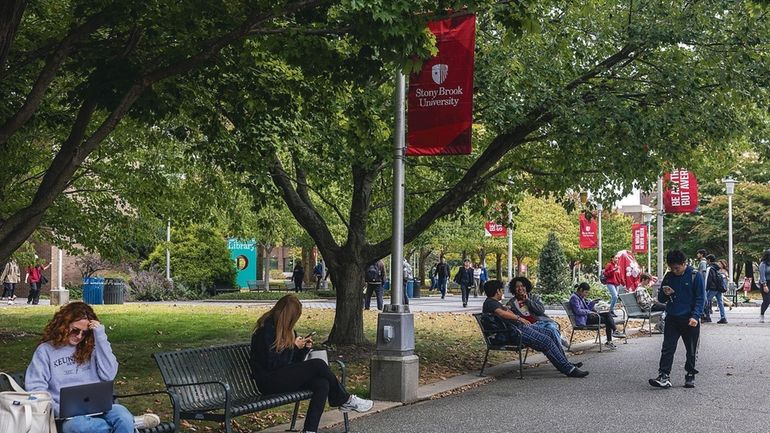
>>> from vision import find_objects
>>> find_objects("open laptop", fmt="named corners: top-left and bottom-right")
top-left (58, 380), bottom-right (114, 419)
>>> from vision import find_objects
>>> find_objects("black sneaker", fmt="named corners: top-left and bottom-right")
top-left (684, 374), bottom-right (695, 388)
top-left (702, 317), bottom-right (712, 323)
top-left (568, 367), bottom-right (589, 378)
top-left (717, 318), bottom-right (728, 324)
top-left (649, 373), bottom-right (672, 388)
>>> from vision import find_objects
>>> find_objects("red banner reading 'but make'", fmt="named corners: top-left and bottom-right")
top-left (407, 14), bottom-right (476, 156)
top-left (579, 214), bottom-right (597, 249)
top-left (663, 169), bottom-right (699, 213)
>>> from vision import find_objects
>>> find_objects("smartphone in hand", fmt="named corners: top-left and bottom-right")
top-left (662, 285), bottom-right (675, 295)
top-left (303, 331), bottom-right (317, 339)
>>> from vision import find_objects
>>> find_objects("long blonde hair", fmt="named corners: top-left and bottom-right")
top-left (255, 294), bottom-right (302, 352)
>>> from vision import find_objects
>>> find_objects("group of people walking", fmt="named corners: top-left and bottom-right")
top-left (1, 259), bottom-right (50, 305)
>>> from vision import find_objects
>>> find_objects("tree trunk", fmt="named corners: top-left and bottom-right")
top-left (326, 256), bottom-right (366, 345)
top-left (478, 247), bottom-right (486, 267)
top-left (301, 246), bottom-right (313, 286)
top-left (516, 256), bottom-right (523, 277)
top-left (495, 252), bottom-right (502, 281)
top-left (261, 243), bottom-right (273, 290)
top-left (0, 0), bottom-right (26, 73)
top-left (418, 248), bottom-right (431, 288)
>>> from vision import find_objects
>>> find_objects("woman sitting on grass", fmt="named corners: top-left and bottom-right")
top-left (250, 294), bottom-right (373, 433)
top-left (25, 301), bottom-right (159, 433)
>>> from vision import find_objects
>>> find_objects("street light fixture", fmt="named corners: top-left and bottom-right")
top-left (723, 178), bottom-right (738, 291)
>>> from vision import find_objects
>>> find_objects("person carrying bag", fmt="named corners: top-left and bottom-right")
top-left (0, 372), bottom-right (57, 433)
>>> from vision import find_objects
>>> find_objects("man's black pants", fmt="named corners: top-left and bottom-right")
top-left (658, 315), bottom-right (700, 375)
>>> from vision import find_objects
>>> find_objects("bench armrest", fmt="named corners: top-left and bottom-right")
top-left (331, 359), bottom-right (347, 391)
top-left (114, 390), bottom-right (181, 431)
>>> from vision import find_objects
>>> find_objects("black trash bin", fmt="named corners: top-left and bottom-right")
top-left (103, 278), bottom-right (125, 305)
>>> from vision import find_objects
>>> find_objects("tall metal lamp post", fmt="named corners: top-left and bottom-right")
top-left (643, 211), bottom-right (653, 273)
top-left (723, 178), bottom-right (737, 291)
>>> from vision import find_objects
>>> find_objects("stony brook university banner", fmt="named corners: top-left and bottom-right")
top-left (484, 221), bottom-right (507, 237)
top-left (663, 169), bottom-right (699, 213)
top-left (407, 14), bottom-right (476, 156)
top-left (579, 214), bottom-right (598, 249)
top-left (631, 224), bottom-right (648, 253)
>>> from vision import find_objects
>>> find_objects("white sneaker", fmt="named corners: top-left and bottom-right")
top-left (7, 300), bottom-right (12, 305)
top-left (134, 413), bottom-right (160, 429)
top-left (339, 395), bottom-right (373, 413)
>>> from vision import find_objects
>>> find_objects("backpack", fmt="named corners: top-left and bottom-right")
top-left (706, 265), bottom-right (727, 293)
top-left (365, 264), bottom-right (380, 283)
top-left (0, 373), bottom-right (57, 433)
top-left (599, 270), bottom-right (607, 284)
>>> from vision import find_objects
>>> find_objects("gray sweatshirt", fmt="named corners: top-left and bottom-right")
top-left (24, 326), bottom-right (118, 417)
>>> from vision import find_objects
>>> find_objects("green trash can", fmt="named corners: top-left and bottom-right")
top-left (103, 278), bottom-right (125, 305)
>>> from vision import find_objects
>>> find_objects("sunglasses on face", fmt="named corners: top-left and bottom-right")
top-left (69, 327), bottom-right (91, 338)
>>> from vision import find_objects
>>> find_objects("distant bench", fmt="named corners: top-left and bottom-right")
top-left (153, 343), bottom-right (350, 433)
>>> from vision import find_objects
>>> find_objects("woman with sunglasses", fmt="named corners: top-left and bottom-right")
top-left (25, 302), bottom-right (159, 433)
top-left (250, 294), bottom-right (373, 433)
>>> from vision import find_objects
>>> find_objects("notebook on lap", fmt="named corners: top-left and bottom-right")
top-left (58, 380), bottom-right (114, 419)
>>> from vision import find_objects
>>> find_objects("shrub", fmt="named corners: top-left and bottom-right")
top-left (537, 232), bottom-right (571, 294)
top-left (144, 224), bottom-right (236, 294)
top-left (65, 282), bottom-right (83, 300)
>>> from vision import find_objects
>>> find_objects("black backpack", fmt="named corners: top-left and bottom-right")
top-left (365, 263), bottom-right (380, 283)
top-left (706, 265), bottom-right (727, 293)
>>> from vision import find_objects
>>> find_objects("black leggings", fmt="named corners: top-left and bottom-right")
top-left (588, 312), bottom-right (617, 341)
top-left (257, 359), bottom-right (349, 432)
top-left (761, 289), bottom-right (770, 316)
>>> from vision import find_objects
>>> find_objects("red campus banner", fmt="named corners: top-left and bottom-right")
top-left (407, 15), bottom-right (476, 156)
top-left (484, 221), bottom-right (507, 237)
top-left (632, 224), bottom-right (647, 253)
top-left (663, 169), bottom-right (699, 213)
top-left (579, 214), bottom-right (598, 249)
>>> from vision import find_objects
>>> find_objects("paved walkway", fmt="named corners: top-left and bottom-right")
top-left (313, 320), bottom-right (770, 433)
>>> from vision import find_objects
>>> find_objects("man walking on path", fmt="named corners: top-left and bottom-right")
top-left (482, 280), bottom-right (588, 378)
top-left (650, 250), bottom-right (706, 389)
top-left (454, 259), bottom-right (474, 308)
top-left (435, 257), bottom-right (450, 299)
top-left (364, 259), bottom-right (386, 310)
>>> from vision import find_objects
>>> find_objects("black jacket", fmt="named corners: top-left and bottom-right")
top-left (250, 318), bottom-right (309, 382)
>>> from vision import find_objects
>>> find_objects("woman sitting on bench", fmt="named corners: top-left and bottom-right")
top-left (569, 283), bottom-right (621, 350)
top-left (25, 302), bottom-right (159, 433)
top-left (250, 294), bottom-right (373, 433)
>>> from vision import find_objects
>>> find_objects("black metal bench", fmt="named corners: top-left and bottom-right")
top-left (0, 372), bottom-right (178, 433)
top-left (472, 313), bottom-right (528, 379)
top-left (618, 292), bottom-right (664, 335)
top-left (561, 301), bottom-right (604, 352)
top-left (153, 342), bottom-right (350, 433)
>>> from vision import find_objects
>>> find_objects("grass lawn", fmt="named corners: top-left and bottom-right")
top-left (0, 303), bottom-right (595, 432)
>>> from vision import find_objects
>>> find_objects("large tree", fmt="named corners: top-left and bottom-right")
top-left (191, 1), bottom-right (770, 344)
top-left (0, 0), bottom-right (448, 263)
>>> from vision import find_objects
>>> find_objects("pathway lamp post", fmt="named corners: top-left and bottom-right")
top-left (723, 178), bottom-right (737, 291)
top-left (643, 211), bottom-right (653, 273)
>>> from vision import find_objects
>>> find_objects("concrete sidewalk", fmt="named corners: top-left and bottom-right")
top-left (307, 321), bottom-right (770, 433)
top-left (260, 331), bottom-right (636, 433)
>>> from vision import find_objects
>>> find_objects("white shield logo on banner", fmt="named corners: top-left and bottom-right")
top-left (431, 64), bottom-right (448, 85)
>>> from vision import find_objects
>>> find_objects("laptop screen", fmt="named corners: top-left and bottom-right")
top-left (58, 381), bottom-right (114, 419)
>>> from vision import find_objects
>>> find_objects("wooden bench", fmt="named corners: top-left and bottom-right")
top-left (561, 301), bottom-right (604, 352)
top-left (472, 313), bottom-right (528, 379)
top-left (618, 292), bottom-right (664, 335)
top-left (0, 372), bottom-right (179, 433)
top-left (153, 343), bottom-right (350, 433)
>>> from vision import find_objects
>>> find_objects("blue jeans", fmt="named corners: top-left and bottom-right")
top-left (437, 276), bottom-right (447, 298)
top-left (61, 404), bottom-right (134, 433)
top-left (532, 320), bottom-right (563, 348)
top-left (606, 284), bottom-right (618, 311)
top-left (706, 290), bottom-right (726, 319)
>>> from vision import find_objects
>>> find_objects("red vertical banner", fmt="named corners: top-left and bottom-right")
top-left (632, 224), bottom-right (648, 253)
top-left (663, 169), bottom-right (699, 213)
top-left (579, 214), bottom-right (598, 249)
top-left (407, 15), bottom-right (476, 156)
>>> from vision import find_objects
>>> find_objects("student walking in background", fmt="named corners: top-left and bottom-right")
top-left (603, 256), bottom-right (620, 316)
top-left (759, 249), bottom-right (770, 323)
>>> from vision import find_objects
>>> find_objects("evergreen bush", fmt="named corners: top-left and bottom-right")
top-left (537, 232), bottom-right (571, 294)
